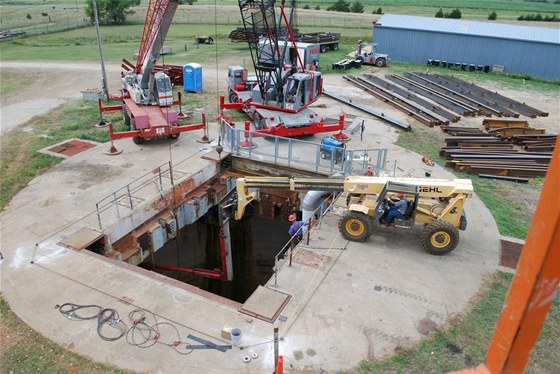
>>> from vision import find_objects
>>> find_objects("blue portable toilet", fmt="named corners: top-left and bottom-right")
top-left (183, 63), bottom-right (202, 92)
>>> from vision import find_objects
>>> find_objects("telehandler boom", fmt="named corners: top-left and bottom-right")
top-left (233, 176), bottom-right (473, 255)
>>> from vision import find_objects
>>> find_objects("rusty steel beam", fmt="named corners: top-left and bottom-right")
top-left (363, 74), bottom-right (460, 123)
top-left (408, 73), bottom-right (504, 117)
top-left (449, 153), bottom-right (552, 163)
top-left (322, 89), bottom-right (411, 131)
top-left (483, 119), bottom-right (529, 129)
top-left (453, 162), bottom-right (548, 170)
top-left (493, 128), bottom-right (547, 137)
top-left (401, 74), bottom-right (485, 115)
top-left (437, 74), bottom-right (549, 118)
top-left (344, 76), bottom-right (437, 127)
top-left (353, 75), bottom-right (448, 126)
top-left (445, 136), bottom-right (512, 146)
top-left (356, 75), bottom-right (448, 124)
top-left (453, 160), bottom-right (547, 166)
top-left (441, 149), bottom-right (520, 157)
top-left (459, 166), bottom-right (548, 177)
top-left (418, 73), bottom-right (520, 118)
top-left (458, 143), bottom-right (514, 148)
top-left (478, 174), bottom-right (529, 183)
top-left (442, 126), bottom-right (485, 133)
top-left (387, 74), bottom-right (477, 116)
top-left (524, 146), bottom-right (556, 153)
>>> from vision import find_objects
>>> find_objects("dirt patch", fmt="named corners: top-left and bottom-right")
top-left (417, 317), bottom-right (438, 335)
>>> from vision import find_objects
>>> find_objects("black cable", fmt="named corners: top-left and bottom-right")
top-left (58, 303), bottom-right (127, 341)
top-left (97, 308), bottom-right (127, 341)
top-left (58, 303), bottom-right (102, 320)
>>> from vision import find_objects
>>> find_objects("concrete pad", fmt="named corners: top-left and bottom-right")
top-left (1, 79), bottom-right (502, 372)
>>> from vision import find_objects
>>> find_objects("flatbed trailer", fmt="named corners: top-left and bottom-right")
top-left (294, 32), bottom-right (340, 53)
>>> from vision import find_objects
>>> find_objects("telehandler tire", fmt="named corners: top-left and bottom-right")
top-left (420, 220), bottom-right (459, 255)
top-left (338, 211), bottom-right (372, 242)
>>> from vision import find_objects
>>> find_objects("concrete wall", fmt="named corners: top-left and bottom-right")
top-left (373, 27), bottom-right (560, 80)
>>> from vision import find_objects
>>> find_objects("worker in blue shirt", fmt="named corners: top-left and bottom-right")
top-left (385, 192), bottom-right (408, 226)
top-left (288, 214), bottom-right (305, 244)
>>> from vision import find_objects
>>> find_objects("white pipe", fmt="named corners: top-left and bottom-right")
top-left (302, 190), bottom-right (327, 230)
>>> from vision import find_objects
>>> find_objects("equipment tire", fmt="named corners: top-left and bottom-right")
top-left (320, 45), bottom-right (327, 53)
top-left (320, 151), bottom-right (327, 159)
top-left (253, 113), bottom-right (264, 130)
top-left (420, 220), bottom-right (459, 255)
top-left (123, 108), bottom-right (130, 126)
top-left (331, 43), bottom-right (339, 51)
top-left (338, 211), bottom-right (372, 242)
top-left (375, 58), bottom-right (386, 68)
top-left (228, 91), bottom-right (239, 104)
top-left (130, 118), bottom-right (144, 144)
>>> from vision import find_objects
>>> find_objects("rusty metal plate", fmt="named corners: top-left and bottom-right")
top-left (500, 239), bottom-right (524, 269)
top-left (48, 140), bottom-right (97, 157)
top-left (59, 227), bottom-right (103, 251)
top-left (239, 285), bottom-right (291, 323)
top-left (293, 248), bottom-right (331, 269)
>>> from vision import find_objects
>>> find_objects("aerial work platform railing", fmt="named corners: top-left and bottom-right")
top-left (220, 121), bottom-right (388, 177)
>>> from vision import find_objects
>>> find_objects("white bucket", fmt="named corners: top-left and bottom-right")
top-left (231, 328), bottom-right (242, 346)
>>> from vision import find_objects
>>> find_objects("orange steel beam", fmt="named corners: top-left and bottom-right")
top-left (451, 138), bottom-right (559, 374)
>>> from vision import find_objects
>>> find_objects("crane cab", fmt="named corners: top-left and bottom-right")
top-left (227, 66), bottom-right (249, 92)
top-left (154, 71), bottom-right (173, 106)
top-left (284, 72), bottom-right (322, 110)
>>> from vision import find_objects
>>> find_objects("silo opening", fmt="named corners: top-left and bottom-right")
top-left (138, 203), bottom-right (293, 303)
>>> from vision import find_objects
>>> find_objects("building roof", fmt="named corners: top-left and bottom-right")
top-left (375, 14), bottom-right (560, 45)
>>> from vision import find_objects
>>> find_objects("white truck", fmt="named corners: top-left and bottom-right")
top-left (355, 40), bottom-right (390, 68)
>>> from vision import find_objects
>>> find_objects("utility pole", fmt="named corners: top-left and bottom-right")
top-left (92, 0), bottom-right (109, 101)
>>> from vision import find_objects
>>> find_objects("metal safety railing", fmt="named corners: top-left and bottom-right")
top-left (95, 160), bottom-right (177, 230)
top-left (220, 122), bottom-right (388, 177)
top-left (270, 191), bottom-right (339, 288)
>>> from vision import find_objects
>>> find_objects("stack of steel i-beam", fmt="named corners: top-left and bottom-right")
top-left (441, 119), bottom-right (555, 182)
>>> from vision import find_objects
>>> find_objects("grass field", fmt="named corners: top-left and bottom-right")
top-left (1, 0), bottom-right (559, 33)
